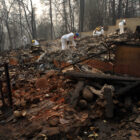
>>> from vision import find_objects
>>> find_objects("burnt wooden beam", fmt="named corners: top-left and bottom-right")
top-left (64, 71), bottom-right (140, 82)
top-left (5, 63), bottom-right (13, 108)
top-left (106, 40), bottom-right (140, 47)
top-left (125, 97), bottom-right (132, 108)
top-left (104, 87), bottom-right (114, 118)
top-left (70, 81), bottom-right (84, 107)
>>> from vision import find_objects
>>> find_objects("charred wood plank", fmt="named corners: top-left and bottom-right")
top-left (5, 64), bottom-right (13, 108)
top-left (125, 97), bottom-right (132, 108)
top-left (64, 71), bottom-right (140, 82)
top-left (104, 87), bottom-right (114, 118)
top-left (70, 81), bottom-right (84, 107)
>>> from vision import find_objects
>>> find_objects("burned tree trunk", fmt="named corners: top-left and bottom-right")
top-left (30, 0), bottom-right (37, 39)
top-left (63, 0), bottom-right (68, 33)
top-left (79, 0), bottom-right (85, 32)
top-left (112, 0), bottom-right (116, 25)
top-left (49, 0), bottom-right (53, 39)
top-left (118, 0), bottom-right (122, 18)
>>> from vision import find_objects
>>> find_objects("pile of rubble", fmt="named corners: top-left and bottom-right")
top-left (0, 33), bottom-right (140, 140)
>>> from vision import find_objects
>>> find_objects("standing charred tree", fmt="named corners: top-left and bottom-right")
top-left (18, 0), bottom-right (23, 38)
top-left (0, 20), bottom-right (5, 51)
top-left (63, 0), bottom-right (68, 33)
top-left (1, 0), bottom-right (13, 50)
top-left (112, 0), bottom-right (116, 24)
top-left (68, 0), bottom-right (73, 31)
top-left (79, 0), bottom-right (85, 32)
top-left (30, 0), bottom-right (37, 39)
top-left (118, 0), bottom-right (123, 18)
top-left (125, 0), bottom-right (129, 17)
top-left (49, 0), bottom-right (53, 39)
top-left (103, 0), bottom-right (108, 25)
top-left (20, 0), bottom-right (32, 41)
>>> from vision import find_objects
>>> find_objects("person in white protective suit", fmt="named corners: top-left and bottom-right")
top-left (32, 39), bottom-right (39, 47)
top-left (93, 27), bottom-right (104, 37)
top-left (119, 19), bottom-right (126, 34)
top-left (61, 32), bottom-right (79, 50)
top-left (22, 36), bottom-right (28, 46)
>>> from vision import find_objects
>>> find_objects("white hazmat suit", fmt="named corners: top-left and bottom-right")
top-left (32, 40), bottom-right (39, 46)
top-left (21, 35), bottom-right (28, 48)
top-left (93, 28), bottom-right (104, 37)
top-left (119, 20), bottom-right (126, 34)
top-left (22, 36), bottom-right (28, 45)
top-left (61, 32), bottom-right (76, 50)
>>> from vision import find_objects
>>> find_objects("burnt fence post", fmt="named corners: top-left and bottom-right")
top-left (0, 81), bottom-right (6, 107)
top-left (4, 63), bottom-right (13, 108)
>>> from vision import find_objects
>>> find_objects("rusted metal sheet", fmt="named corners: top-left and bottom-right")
top-left (83, 59), bottom-right (113, 72)
top-left (114, 45), bottom-right (140, 77)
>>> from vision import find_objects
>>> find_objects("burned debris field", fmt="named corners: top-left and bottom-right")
top-left (0, 31), bottom-right (140, 140)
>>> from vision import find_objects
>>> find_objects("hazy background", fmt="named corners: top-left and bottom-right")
top-left (0, 0), bottom-right (140, 50)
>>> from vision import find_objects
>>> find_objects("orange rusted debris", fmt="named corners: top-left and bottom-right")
top-left (53, 60), bottom-right (70, 68)
top-left (45, 70), bottom-right (57, 78)
top-left (60, 62), bottom-right (71, 68)
top-left (35, 77), bottom-right (48, 89)
top-left (50, 94), bottom-right (61, 102)
top-left (32, 108), bottom-right (63, 120)
top-left (83, 59), bottom-right (113, 72)
top-left (32, 56), bottom-right (40, 62)
top-left (9, 57), bottom-right (18, 66)
top-left (56, 97), bottom-right (65, 104)
top-left (53, 60), bottom-right (60, 68)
